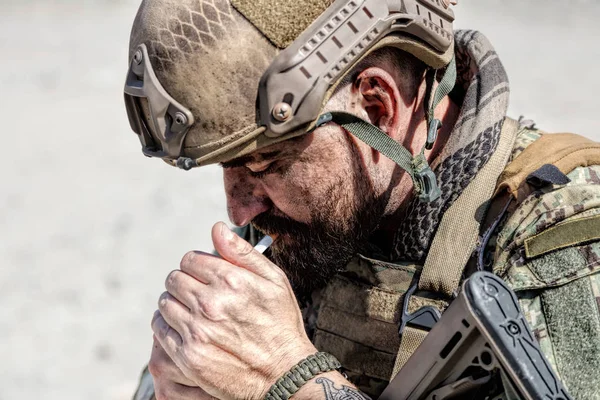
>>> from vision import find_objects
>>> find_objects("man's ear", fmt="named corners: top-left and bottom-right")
top-left (350, 67), bottom-right (403, 140)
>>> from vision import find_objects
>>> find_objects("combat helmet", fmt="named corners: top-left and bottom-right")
top-left (124, 0), bottom-right (457, 201)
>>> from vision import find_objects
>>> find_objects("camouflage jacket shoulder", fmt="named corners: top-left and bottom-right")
top-left (492, 127), bottom-right (600, 400)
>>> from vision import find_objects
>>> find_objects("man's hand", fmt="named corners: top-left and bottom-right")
top-left (442, 0), bottom-right (458, 7)
top-left (148, 336), bottom-right (215, 400)
top-left (151, 222), bottom-right (318, 400)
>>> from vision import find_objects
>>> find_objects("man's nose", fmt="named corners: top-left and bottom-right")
top-left (223, 169), bottom-right (271, 227)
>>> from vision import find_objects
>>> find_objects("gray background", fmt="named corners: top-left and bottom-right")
top-left (1, 1), bottom-right (599, 399)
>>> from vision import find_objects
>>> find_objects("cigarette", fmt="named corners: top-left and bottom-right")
top-left (254, 235), bottom-right (273, 254)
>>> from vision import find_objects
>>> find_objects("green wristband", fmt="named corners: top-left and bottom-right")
top-left (264, 352), bottom-right (342, 400)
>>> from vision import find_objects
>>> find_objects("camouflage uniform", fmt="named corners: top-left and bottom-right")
top-left (132, 32), bottom-right (600, 400)
top-left (494, 131), bottom-right (600, 399)
top-left (134, 136), bottom-right (600, 399)
top-left (299, 125), bottom-right (600, 399)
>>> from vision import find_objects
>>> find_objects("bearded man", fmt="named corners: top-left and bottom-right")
top-left (124, 1), bottom-right (600, 399)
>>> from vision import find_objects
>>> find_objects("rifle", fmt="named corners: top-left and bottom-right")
top-left (380, 271), bottom-right (572, 400)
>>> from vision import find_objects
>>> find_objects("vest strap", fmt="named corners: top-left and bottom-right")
top-left (392, 326), bottom-right (429, 376)
top-left (390, 117), bottom-right (521, 381)
top-left (418, 117), bottom-right (521, 297)
top-left (394, 285), bottom-right (450, 375)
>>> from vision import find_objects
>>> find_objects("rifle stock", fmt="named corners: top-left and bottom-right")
top-left (380, 272), bottom-right (572, 400)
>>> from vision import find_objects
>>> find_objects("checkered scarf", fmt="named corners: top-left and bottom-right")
top-left (391, 30), bottom-right (510, 262)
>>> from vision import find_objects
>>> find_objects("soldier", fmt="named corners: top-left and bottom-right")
top-left (124, 0), bottom-right (600, 399)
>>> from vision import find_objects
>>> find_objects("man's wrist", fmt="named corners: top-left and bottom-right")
top-left (292, 371), bottom-right (372, 400)
top-left (265, 352), bottom-right (341, 400)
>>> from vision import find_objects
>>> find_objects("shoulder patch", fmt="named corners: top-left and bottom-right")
top-left (525, 214), bottom-right (600, 259)
top-left (541, 276), bottom-right (600, 399)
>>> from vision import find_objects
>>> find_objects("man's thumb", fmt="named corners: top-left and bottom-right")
top-left (211, 222), bottom-right (282, 282)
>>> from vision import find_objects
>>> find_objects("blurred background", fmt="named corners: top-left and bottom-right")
top-left (1, 0), bottom-right (599, 399)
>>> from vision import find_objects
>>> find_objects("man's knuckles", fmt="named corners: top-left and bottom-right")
top-left (165, 269), bottom-right (182, 292)
top-left (151, 312), bottom-right (168, 336)
top-left (158, 292), bottom-right (176, 314)
top-left (220, 268), bottom-right (247, 290)
top-left (197, 297), bottom-right (226, 321)
top-left (180, 250), bottom-right (217, 272)
top-left (180, 250), bottom-right (200, 271)
top-left (186, 323), bottom-right (211, 346)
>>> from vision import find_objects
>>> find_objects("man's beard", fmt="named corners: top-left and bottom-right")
top-left (251, 161), bottom-right (385, 299)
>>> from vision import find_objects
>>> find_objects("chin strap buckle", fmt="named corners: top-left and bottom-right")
top-left (416, 167), bottom-right (441, 202)
top-left (413, 153), bottom-right (441, 202)
top-left (412, 118), bottom-right (443, 202)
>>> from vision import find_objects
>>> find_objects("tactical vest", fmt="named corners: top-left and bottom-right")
top-left (311, 118), bottom-right (600, 398)
top-left (132, 120), bottom-right (600, 400)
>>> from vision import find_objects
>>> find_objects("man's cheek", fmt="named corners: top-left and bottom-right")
top-left (264, 183), bottom-right (313, 224)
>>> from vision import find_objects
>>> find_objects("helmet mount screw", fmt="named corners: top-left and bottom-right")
top-left (272, 103), bottom-right (292, 122)
top-left (174, 112), bottom-right (187, 126)
top-left (133, 49), bottom-right (143, 65)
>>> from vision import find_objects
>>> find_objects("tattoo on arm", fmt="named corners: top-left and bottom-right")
top-left (315, 377), bottom-right (372, 400)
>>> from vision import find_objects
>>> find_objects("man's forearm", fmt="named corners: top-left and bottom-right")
top-left (292, 371), bottom-right (372, 400)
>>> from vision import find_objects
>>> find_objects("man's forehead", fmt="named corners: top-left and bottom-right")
top-left (220, 135), bottom-right (307, 168)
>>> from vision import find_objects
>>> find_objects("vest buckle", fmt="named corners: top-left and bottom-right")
top-left (398, 283), bottom-right (442, 337)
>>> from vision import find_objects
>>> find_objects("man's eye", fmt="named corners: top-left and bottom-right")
top-left (248, 163), bottom-right (277, 179)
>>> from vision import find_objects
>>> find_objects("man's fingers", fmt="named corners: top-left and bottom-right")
top-left (211, 222), bottom-right (283, 283)
top-left (154, 381), bottom-right (215, 400)
top-left (150, 336), bottom-right (196, 386)
top-left (152, 311), bottom-right (183, 357)
top-left (165, 269), bottom-right (205, 310)
top-left (158, 292), bottom-right (191, 336)
top-left (179, 251), bottom-right (231, 285)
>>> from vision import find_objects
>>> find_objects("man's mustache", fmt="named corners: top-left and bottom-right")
top-left (251, 210), bottom-right (311, 237)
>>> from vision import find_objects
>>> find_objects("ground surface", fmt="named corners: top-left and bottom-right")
top-left (1, 1), bottom-right (599, 399)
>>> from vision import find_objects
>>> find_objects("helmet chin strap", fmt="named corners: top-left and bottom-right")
top-left (315, 56), bottom-right (457, 203)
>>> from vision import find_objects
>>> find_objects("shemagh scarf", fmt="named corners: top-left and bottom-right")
top-left (392, 30), bottom-right (511, 262)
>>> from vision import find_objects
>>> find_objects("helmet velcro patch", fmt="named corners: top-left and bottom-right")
top-left (231, 0), bottom-right (335, 48)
